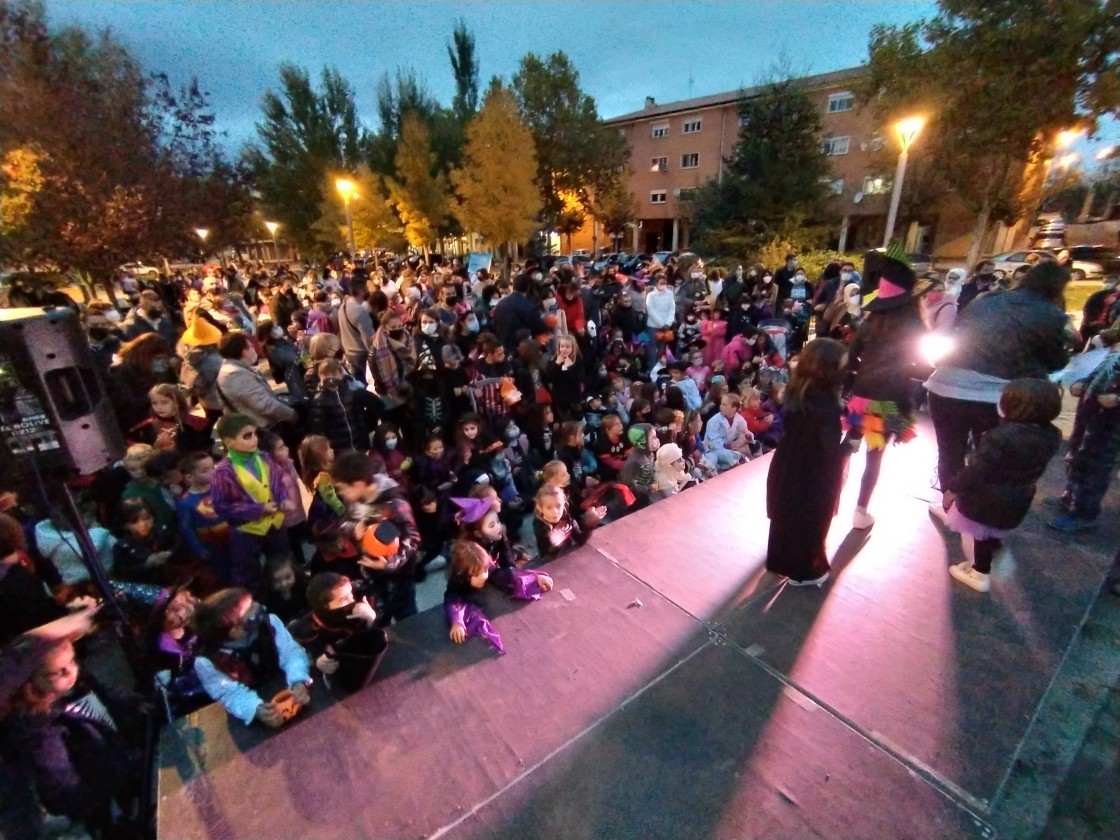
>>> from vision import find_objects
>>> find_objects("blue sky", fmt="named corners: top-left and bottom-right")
top-left (46, 0), bottom-right (1117, 167)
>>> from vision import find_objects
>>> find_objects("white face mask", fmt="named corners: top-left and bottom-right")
top-left (105, 309), bottom-right (122, 323)
top-left (384, 437), bottom-right (398, 450)
top-left (544, 298), bottom-right (557, 308)
top-left (421, 322), bottom-right (438, 336)
top-left (841, 271), bottom-right (853, 282)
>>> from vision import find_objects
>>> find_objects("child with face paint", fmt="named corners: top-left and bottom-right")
top-left (618, 423), bottom-right (661, 506)
top-left (210, 414), bottom-right (294, 589)
top-left (444, 538), bottom-right (554, 654)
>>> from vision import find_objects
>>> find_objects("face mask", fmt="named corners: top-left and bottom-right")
top-left (389, 328), bottom-right (405, 340)
top-left (271, 327), bottom-right (283, 340)
top-left (88, 326), bottom-right (111, 342)
top-left (794, 274), bottom-right (806, 283)
top-left (841, 271), bottom-right (853, 282)
top-left (317, 603), bottom-right (357, 630)
top-left (544, 298), bottom-right (556, 309)
top-left (506, 425), bottom-right (521, 440)
top-left (105, 309), bottom-right (122, 323)
top-left (384, 437), bottom-right (398, 450)
top-left (421, 322), bottom-right (438, 336)
top-left (465, 317), bottom-right (480, 333)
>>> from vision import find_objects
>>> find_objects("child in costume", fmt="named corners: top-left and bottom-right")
top-left (191, 587), bottom-right (311, 727)
top-left (452, 496), bottom-right (531, 569)
top-left (210, 414), bottom-right (294, 589)
top-left (445, 539), bottom-right (554, 654)
top-left (259, 430), bottom-right (309, 563)
top-left (177, 451), bottom-right (231, 582)
top-left (618, 423), bottom-right (661, 506)
top-left (332, 451), bottom-right (421, 625)
top-left (289, 572), bottom-right (388, 694)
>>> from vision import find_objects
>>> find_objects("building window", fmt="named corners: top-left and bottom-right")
top-left (680, 153), bottom-right (699, 169)
top-left (650, 190), bottom-right (668, 205)
top-left (862, 175), bottom-right (891, 195)
top-left (820, 177), bottom-right (844, 196)
top-left (651, 121), bottom-right (669, 139)
top-left (823, 136), bottom-right (850, 156)
top-left (867, 133), bottom-right (884, 152)
top-left (828, 92), bottom-right (855, 113)
top-left (738, 114), bottom-right (748, 127)
top-left (650, 156), bottom-right (668, 173)
top-left (683, 118), bottom-right (702, 134)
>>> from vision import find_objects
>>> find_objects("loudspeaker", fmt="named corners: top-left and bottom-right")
top-left (0, 306), bottom-right (125, 476)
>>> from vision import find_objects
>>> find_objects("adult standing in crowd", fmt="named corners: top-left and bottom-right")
top-left (215, 332), bottom-right (299, 431)
top-left (338, 276), bottom-right (376, 384)
top-left (108, 333), bottom-right (178, 436)
top-left (925, 261), bottom-right (1072, 522)
top-left (492, 274), bottom-right (547, 349)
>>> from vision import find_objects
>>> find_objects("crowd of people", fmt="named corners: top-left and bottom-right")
top-left (1, 244), bottom-right (1118, 837)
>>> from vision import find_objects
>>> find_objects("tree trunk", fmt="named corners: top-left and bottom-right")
top-left (965, 201), bottom-right (992, 269)
top-left (591, 218), bottom-right (599, 258)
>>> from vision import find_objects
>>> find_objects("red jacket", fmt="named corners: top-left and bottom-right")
top-left (556, 294), bottom-right (586, 334)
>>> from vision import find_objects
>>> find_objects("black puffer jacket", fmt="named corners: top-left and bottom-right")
top-left (951, 420), bottom-right (1062, 529)
top-left (948, 289), bottom-right (1069, 381)
top-left (848, 313), bottom-right (929, 404)
top-left (308, 384), bottom-right (369, 452)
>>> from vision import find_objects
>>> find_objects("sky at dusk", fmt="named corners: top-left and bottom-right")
top-left (45, 1), bottom-right (1118, 166)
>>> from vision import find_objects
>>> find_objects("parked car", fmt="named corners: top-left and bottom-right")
top-left (1031, 230), bottom-right (1067, 250)
top-left (985, 250), bottom-right (1057, 278)
top-left (1064, 245), bottom-right (1119, 281)
top-left (118, 261), bottom-right (160, 278)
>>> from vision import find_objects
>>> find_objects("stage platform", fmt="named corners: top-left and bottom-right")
top-left (157, 420), bottom-right (1119, 839)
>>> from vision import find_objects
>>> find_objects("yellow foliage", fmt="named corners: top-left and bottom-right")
top-left (0, 147), bottom-right (45, 235)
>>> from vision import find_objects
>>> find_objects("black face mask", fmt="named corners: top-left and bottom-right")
top-left (389, 328), bottom-right (405, 340)
top-left (88, 326), bottom-right (111, 342)
top-left (317, 604), bottom-right (355, 630)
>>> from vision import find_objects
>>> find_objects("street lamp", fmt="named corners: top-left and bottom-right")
top-left (265, 221), bottom-right (280, 262)
top-left (335, 178), bottom-right (356, 255)
top-left (195, 227), bottom-right (210, 260)
top-left (882, 116), bottom-right (926, 248)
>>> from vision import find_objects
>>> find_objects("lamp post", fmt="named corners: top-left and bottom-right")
top-left (195, 227), bottom-right (210, 261)
top-left (335, 178), bottom-right (356, 255)
top-left (265, 221), bottom-right (280, 262)
top-left (882, 116), bottom-right (926, 248)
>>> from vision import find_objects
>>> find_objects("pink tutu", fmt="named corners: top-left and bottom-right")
top-left (946, 503), bottom-right (1008, 541)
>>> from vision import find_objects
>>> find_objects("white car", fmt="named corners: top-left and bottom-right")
top-left (118, 262), bottom-right (160, 278)
top-left (986, 250), bottom-right (1055, 278)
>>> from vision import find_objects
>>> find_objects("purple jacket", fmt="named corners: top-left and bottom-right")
top-left (210, 452), bottom-right (290, 527)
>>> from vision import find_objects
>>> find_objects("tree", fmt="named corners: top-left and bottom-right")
top-left (447, 20), bottom-right (479, 123)
top-left (244, 64), bottom-right (367, 253)
top-left (311, 165), bottom-right (405, 253)
top-left (451, 84), bottom-right (540, 262)
top-left (588, 176), bottom-right (637, 252)
top-left (864, 0), bottom-right (1120, 265)
top-left (691, 79), bottom-right (833, 255)
top-left (388, 114), bottom-right (450, 255)
top-left (511, 51), bottom-right (629, 230)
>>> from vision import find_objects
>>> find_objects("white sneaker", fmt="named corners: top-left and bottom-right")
top-left (853, 508), bottom-right (875, 529)
top-left (928, 503), bottom-right (951, 526)
top-left (949, 561), bottom-right (990, 593)
top-left (788, 571), bottom-right (830, 587)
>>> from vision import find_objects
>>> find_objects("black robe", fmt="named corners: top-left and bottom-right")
top-left (765, 387), bottom-right (847, 582)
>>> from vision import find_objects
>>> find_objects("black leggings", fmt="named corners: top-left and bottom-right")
top-left (973, 537), bottom-right (1003, 574)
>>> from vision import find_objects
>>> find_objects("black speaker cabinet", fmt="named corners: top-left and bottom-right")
top-left (0, 307), bottom-right (125, 476)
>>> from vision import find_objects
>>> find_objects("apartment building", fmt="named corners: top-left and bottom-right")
top-left (603, 67), bottom-right (917, 256)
